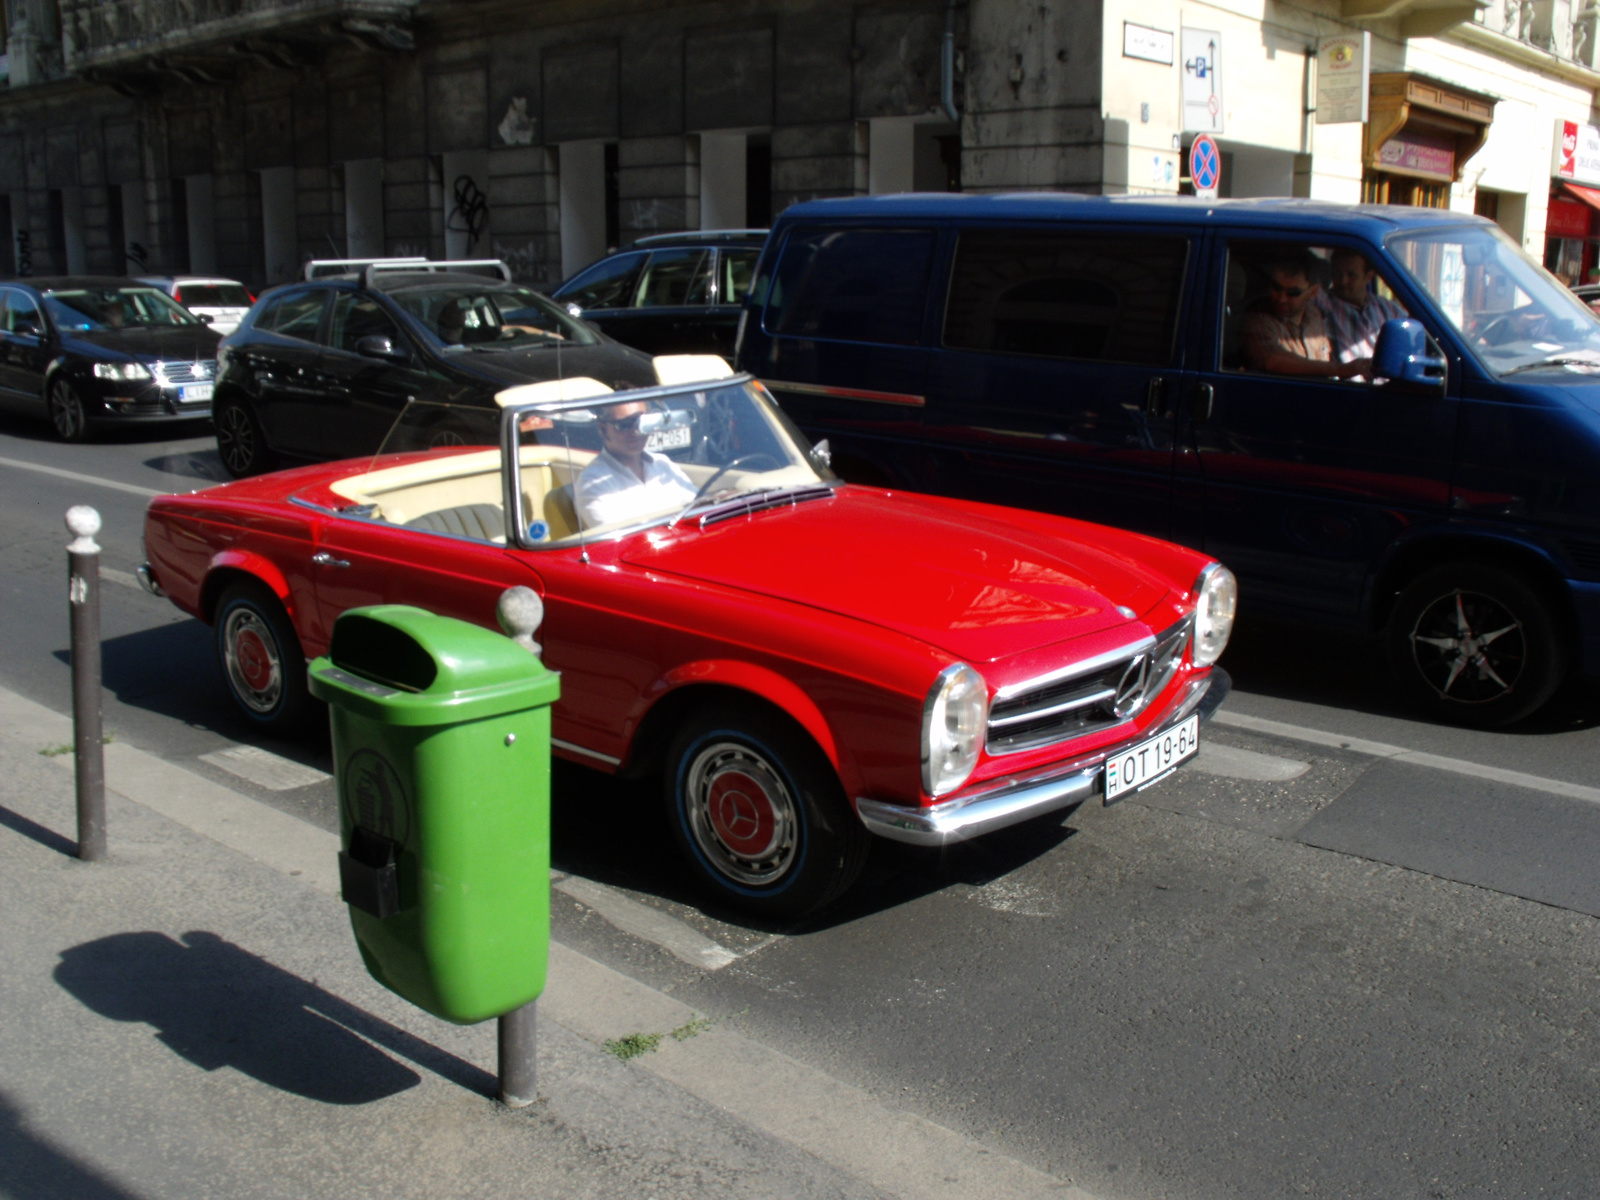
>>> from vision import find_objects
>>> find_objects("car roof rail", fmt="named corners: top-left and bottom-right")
top-left (304, 256), bottom-right (428, 281)
top-left (633, 229), bottom-right (768, 247)
top-left (361, 259), bottom-right (514, 289)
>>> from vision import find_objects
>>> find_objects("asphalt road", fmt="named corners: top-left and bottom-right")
top-left (4, 411), bottom-right (1600, 1199)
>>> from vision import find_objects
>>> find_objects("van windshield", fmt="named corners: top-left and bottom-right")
top-left (1388, 224), bottom-right (1600, 378)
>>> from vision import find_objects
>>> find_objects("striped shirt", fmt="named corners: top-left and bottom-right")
top-left (1317, 290), bottom-right (1407, 362)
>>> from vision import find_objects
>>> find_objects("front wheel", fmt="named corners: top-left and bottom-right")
top-left (214, 580), bottom-right (312, 732)
top-left (1387, 563), bottom-right (1567, 728)
top-left (664, 704), bottom-right (868, 919)
top-left (48, 378), bottom-right (93, 443)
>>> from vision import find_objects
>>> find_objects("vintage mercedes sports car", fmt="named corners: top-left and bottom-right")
top-left (141, 374), bottom-right (1236, 916)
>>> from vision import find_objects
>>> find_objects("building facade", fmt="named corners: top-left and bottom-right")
top-left (0, 0), bottom-right (1594, 291)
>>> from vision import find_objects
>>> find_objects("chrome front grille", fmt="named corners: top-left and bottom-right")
top-left (986, 616), bottom-right (1193, 755)
top-left (153, 360), bottom-right (216, 386)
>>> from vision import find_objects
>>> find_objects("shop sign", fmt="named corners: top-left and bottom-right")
top-left (1182, 28), bottom-right (1223, 134)
top-left (1552, 118), bottom-right (1600, 186)
top-left (1546, 196), bottom-right (1591, 239)
top-left (1376, 131), bottom-right (1455, 180)
top-left (1124, 23), bottom-right (1173, 65)
top-left (1315, 33), bottom-right (1369, 125)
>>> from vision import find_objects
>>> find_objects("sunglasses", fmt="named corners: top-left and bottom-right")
top-left (599, 413), bottom-right (647, 433)
top-left (1269, 283), bottom-right (1311, 298)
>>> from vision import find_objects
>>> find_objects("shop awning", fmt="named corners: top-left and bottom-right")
top-left (1365, 72), bottom-right (1497, 184)
top-left (1561, 182), bottom-right (1600, 212)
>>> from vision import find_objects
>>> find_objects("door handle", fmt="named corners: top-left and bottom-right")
top-left (1144, 376), bottom-right (1167, 417)
top-left (311, 552), bottom-right (350, 568)
top-left (1194, 383), bottom-right (1215, 423)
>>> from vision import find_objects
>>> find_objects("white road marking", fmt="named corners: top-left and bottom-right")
top-left (0, 454), bottom-right (165, 498)
top-left (554, 873), bottom-right (741, 971)
top-left (1214, 710), bottom-right (1600, 805)
top-left (1192, 741), bottom-right (1310, 782)
top-left (199, 744), bottom-right (333, 791)
top-left (2, 681), bottom-right (1088, 1200)
top-left (101, 567), bottom-right (143, 591)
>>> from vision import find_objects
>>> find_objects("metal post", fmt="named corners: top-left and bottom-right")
top-left (498, 999), bottom-right (537, 1107)
top-left (66, 505), bottom-right (105, 862)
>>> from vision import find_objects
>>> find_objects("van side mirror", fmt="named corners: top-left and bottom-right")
top-left (1373, 318), bottom-right (1446, 394)
top-left (356, 334), bottom-right (409, 363)
top-left (13, 315), bottom-right (41, 337)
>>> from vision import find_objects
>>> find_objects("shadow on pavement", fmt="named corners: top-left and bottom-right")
top-left (142, 448), bottom-right (229, 484)
top-left (0, 802), bottom-right (78, 858)
top-left (0, 412), bottom-right (212, 448)
top-left (547, 758), bottom-right (1077, 934)
top-left (0, 1089), bottom-right (147, 1200)
top-left (54, 931), bottom-right (494, 1102)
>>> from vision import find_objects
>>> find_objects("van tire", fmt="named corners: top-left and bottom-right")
top-left (1387, 562), bottom-right (1566, 728)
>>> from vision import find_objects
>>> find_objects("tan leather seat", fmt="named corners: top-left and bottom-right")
top-left (543, 484), bottom-right (579, 541)
top-left (406, 503), bottom-right (506, 543)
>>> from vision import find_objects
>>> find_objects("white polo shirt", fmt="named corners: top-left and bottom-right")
top-left (576, 447), bottom-right (696, 528)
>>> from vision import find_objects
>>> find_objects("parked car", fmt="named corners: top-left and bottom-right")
top-left (0, 276), bottom-right (220, 441)
top-left (211, 258), bottom-right (662, 478)
top-left (140, 374), bottom-right (1235, 916)
top-left (138, 275), bottom-right (256, 335)
top-left (736, 195), bottom-right (1600, 728)
top-left (1570, 282), bottom-right (1600, 317)
top-left (552, 230), bottom-right (766, 357)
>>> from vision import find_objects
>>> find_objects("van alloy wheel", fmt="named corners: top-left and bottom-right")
top-left (215, 399), bottom-right (271, 477)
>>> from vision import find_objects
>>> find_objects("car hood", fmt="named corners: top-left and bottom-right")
top-left (442, 341), bottom-right (658, 389)
top-left (62, 325), bottom-right (222, 361)
top-left (622, 489), bottom-right (1169, 662)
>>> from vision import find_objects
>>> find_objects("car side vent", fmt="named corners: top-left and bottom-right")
top-left (985, 617), bottom-right (1192, 756)
top-left (1564, 539), bottom-right (1600, 576)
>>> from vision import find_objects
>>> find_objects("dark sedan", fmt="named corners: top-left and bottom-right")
top-left (0, 276), bottom-right (221, 441)
top-left (551, 230), bottom-right (766, 357)
top-left (212, 261), bottom-right (661, 476)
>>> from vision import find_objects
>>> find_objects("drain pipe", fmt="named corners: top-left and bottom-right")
top-left (941, 0), bottom-right (959, 122)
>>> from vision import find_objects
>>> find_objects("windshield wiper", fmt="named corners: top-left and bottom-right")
top-left (1502, 354), bottom-right (1600, 376)
top-left (683, 483), bottom-right (836, 528)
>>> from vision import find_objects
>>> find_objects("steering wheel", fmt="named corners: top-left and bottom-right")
top-left (669, 453), bottom-right (782, 527)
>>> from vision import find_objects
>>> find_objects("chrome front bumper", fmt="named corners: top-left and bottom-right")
top-left (854, 668), bottom-right (1231, 847)
top-left (136, 563), bottom-right (165, 597)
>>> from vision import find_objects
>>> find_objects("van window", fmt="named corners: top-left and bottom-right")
top-left (943, 231), bottom-right (1187, 364)
top-left (1222, 243), bottom-right (1406, 381)
top-left (765, 228), bottom-right (936, 345)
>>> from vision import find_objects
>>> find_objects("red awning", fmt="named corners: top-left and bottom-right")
top-left (1561, 181), bottom-right (1600, 211)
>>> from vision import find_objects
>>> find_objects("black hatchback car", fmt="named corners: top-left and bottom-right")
top-left (551, 230), bottom-right (766, 357)
top-left (0, 276), bottom-right (221, 441)
top-left (212, 261), bottom-right (660, 477)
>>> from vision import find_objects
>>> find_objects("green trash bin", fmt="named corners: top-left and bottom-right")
top-left (307, 604), bottom-right (560, 1024)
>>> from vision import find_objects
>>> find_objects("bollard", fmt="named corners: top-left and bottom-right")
top-left (496, 584), bottom-right (546, 1108)
top-left (66, 506), bottom-right (105, 861)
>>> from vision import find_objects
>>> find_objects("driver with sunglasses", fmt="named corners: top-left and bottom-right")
top-left (1242, 251), bottom-right (1370, 379)
top-left (575, 398), bottom-right (696, 528)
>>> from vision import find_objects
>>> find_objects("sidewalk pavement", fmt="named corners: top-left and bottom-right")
top-left (0, 684), bottom-right (1093, 1200)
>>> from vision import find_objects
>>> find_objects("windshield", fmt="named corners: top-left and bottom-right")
top-left (44, 287), bottom-right (199, 330)
top-left (1388, 224), bottom-right (1600, 378)
top-left (388, 284), bottom-right (600, 351)
top-left (338, 378), bottom-right (833, 548)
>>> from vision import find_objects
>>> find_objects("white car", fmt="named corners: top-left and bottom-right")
top-left (137, 276), bottom-right (255, 336)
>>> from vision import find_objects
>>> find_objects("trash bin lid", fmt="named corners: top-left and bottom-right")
top-left (308, 605), bottom-right (559, 724)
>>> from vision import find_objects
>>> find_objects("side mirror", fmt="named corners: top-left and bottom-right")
top-left (356, 334), bottom-right (409, 363)
top-left (809, 438), bottom-right (833, 472)
top-left (196, 313), bottom-right (215, 325)
top-left (565, 303), bottom-right (583, 317)
top-left (1373, 318), bottom-right (1446, 394)
top-left (13, 316), bottom-right (40, 338)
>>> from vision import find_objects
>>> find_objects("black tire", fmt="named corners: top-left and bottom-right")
top-left (1387, 562), bottom-right (1567, 728)
top-left (215, 396), bottom-right (275, 478)
top-left (664, 703), bottom-right (868, 919)
top-left (214, 580), bottom-right (312, 733)
top-left (47, 377), bottom-right (93, 443)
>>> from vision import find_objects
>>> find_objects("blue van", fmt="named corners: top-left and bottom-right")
top-left (735, 195), bottom-right (1600, 727)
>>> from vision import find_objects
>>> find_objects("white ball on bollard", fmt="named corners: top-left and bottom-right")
top-left (66, 505), bottom-right (102, 554)
top-left (497, 586), bottom-right (544, 658)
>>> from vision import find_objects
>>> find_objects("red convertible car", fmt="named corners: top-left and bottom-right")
top-left (142, 374), bottom-right (1236, 916)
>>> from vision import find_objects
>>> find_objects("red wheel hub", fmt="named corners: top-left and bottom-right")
top-left (707, 770), bottom-right (779, 859)
top-left (234, 628), bottom-right (273, 692)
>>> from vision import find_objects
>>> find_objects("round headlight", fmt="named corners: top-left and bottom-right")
top-left (922, 663), bottom-right (988, 797)
top-left (1192, 563), bottom-right (1238, 666)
